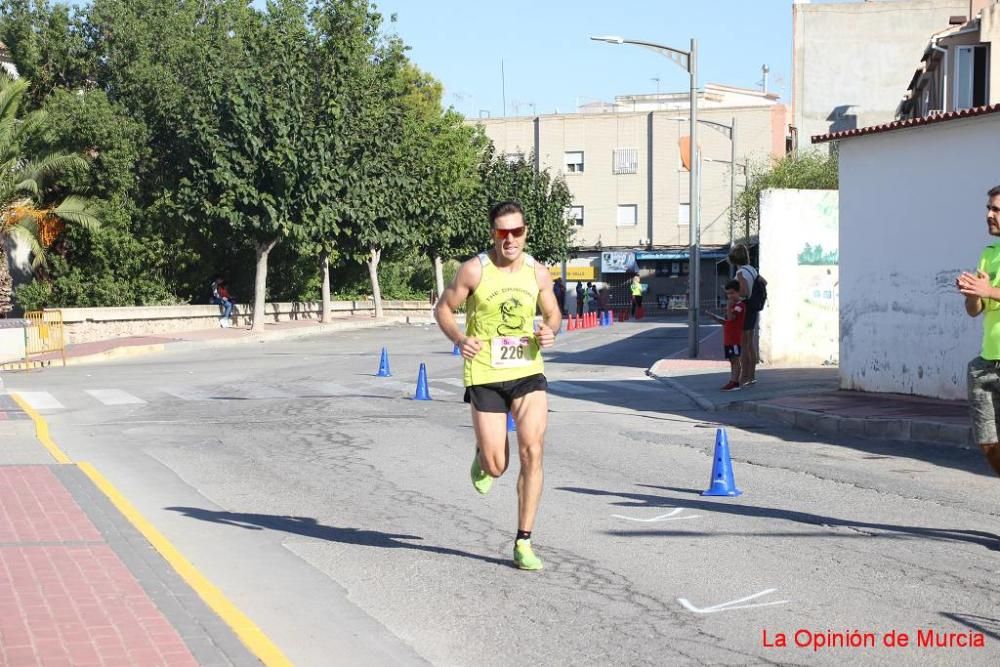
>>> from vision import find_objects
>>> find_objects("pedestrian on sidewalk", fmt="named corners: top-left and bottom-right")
top-left (597, 286), bottom-right (611, 314)
top-left (706, 280), bottom-right (745, 391)
top-left (729, 245), bottom-right (767, 387)
top-left (433, 200), bottom-right (561, 570)
top-left (957, 184), bottom-right (1000, 477)
top-left (210, 276), bottom-right (235, 328)
top-left (575, 281), bottom-right (585, 317)
top-left (630, 275), bottom-right (644, 318)
top-left (553, 277), bottom-right (567, 316)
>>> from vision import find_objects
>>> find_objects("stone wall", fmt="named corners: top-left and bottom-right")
top-left (48, 301), bottom-right (432, 344)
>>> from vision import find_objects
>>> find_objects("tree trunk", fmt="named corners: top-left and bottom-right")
top-left (320, 250), bottom-right (332, 323)
top-left (252, 239), bottom-right (278, 333)
top-left (433, 254), bottom-right (445, 303)
top-left (0, 241), bottom-right (13, 317)
top-left (367, 247), bottom-right (383, 319)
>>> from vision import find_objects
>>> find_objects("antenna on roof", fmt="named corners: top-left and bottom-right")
top-left (760, 64), bottom-right (770, 94)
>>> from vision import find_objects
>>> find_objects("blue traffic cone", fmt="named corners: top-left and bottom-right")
top-left (701, 428), bottom-right (742, 496)
top-left (376, 347), bottom-right (391, 377)
top-left (414, 363), bottom-right (432, 400)
top-left (452, 342), bottom-right (462, 356)
top-left (507, 412), bottom-right (516, 432)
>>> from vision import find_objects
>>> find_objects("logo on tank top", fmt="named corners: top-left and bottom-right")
top-left (498, 297), bottom-right (528, 336)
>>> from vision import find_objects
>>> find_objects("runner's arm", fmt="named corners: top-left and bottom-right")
top-left (435, 259), bottom-right (482, 345)
top-left (535, 264), bottom-right (562, 342)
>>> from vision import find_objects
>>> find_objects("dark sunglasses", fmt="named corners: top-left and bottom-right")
top-left (494, 226), bottom-right (527, 240)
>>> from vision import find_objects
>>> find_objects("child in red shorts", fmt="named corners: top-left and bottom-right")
top-left (706, 280), bottom-right (746, 391)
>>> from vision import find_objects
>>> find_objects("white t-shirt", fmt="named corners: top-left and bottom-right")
top-left (737, 266), bottom-right (757, 300)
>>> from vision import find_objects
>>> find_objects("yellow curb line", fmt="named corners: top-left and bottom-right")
top-left (10, 392), bottom-right (72, 464)
top-left (10, 392), bottom-right (291, 666)
top-left (78, 463), bottom-right (292, 667)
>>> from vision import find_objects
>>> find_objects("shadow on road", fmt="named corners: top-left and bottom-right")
top-left (165, 507), bottom-right (508, 566)
top-left (940, 612), bottom-right (1000, 640)
top-left (556, 486), bottom-right (1000, 551)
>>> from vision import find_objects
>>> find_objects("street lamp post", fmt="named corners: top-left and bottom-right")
top-left (591, 35), bottom-right (701, 358)
top-left (690, 116), bottom-right (738, 248)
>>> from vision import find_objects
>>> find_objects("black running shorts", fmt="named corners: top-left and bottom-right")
top-left (464, 373), bottom-right (548, 413)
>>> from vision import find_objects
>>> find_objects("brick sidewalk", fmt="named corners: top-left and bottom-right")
top-left (0, 464), bottom-right (260, 666)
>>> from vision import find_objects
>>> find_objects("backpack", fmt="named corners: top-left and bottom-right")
top-left (744, 267), bottom-right (767, 312)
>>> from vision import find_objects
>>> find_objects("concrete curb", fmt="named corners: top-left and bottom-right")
top-left (645, 367), bottom-right (717, 411)
top-left (726, 400), bottom-right (974, 451)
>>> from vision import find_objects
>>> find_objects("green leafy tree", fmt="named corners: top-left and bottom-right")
top-left (400, 63), bottom-right (487, 297)
top-left (297, 0), bottom-right (379, 323)
top-left (735, 149), bottom-right (838, 242)
top-left (0, 74), bottom-right (98, 313)
top-left (19, 87), bottom-right (177, 307)
top-left (0, 0), bottom-right (95, 107)
top-left (330, 11), bottom-right (412, 319)
top-left (87, 0), bottom-right (261, 300)
top-left (478, 145), bottom-right (574, 265)
top-left (184, 0), bottom-right (318, 331)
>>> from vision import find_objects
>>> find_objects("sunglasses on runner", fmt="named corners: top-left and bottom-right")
top-left (494, 226), bottom-right (526, 240)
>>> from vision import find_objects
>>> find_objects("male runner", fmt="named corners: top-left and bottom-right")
top-left (958, 185), bottom-right (1000, 478)
top-left (434, 200), bottom-right (561, 570)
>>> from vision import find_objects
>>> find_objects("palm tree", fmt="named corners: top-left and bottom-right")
top-left (0, 73), bottom-right (99, 314)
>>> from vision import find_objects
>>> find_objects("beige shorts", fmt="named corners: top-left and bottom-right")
top-left (968, 356), bottom-right (1000, 444)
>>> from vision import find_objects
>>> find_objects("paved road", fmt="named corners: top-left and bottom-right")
top-left (5, 320), bottom-right (1000, 666)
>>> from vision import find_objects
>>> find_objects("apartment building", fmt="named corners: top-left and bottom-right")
top-left (792, 0), bottom-right (966, 149)
top-left (475, 84), bottom-right (786, 309)
top-left (900, 0), bottom-right (1000, 118)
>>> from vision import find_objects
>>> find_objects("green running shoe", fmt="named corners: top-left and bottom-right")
top-left (470, 450), bottom-right (494, 495)
top-left (513, 539), bottom-right (543, 571)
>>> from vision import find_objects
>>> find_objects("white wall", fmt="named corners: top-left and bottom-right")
top-left (760, 189), bottom-right (839, 367)
top-left (838, 112), bottom-right (1000, 399)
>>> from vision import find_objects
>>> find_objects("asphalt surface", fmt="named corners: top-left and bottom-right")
top-left (5, 319), bottom-right (1000, 666)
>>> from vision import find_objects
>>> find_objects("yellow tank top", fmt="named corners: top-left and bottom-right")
top-left (464, 252), bottom-right (544, 386)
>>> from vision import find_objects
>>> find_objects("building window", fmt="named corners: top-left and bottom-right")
top-left (616, 204), bottom-right (638, 227)
top-left (566, 205), bottom-right (584, 227)
top-left (612, 148), bottom-right (638, 174)
top-left (954, 45), bottom-right (989, 111)
top-left (678, 203), bottom-right (690, 226)
top-left (565, 151), bottom-right (584, 173)
top-left (504, 152), bottom-right (525, 165)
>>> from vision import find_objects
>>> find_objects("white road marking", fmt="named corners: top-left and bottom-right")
top-left (85, 389), bottom-right (147, 406)
top-left (12, 391), bottom-right (64, 411)
top-left (438, 378), bottom-right (465, 387)
top-left (611, 509), bottom-right (702, 522)
top-left (678, 589), bottom-right (789, 614)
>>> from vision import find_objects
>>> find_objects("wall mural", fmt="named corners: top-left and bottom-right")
top-left (795, 194), bottom-right (839, 365)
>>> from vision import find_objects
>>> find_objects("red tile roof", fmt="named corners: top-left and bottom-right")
top-left (811, 104), bottom-right (1000, 143)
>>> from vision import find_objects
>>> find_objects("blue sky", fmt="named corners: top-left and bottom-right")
top-left (66, 0), bottom-right (821, 116)
top-left (371, 0), bottom-right (797, 117)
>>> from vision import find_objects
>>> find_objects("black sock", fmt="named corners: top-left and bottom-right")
top-left (516, 530), bottom-right (531, 543)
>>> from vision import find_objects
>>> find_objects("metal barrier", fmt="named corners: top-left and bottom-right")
top-left (23, 309), bottom-right (66, 368)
